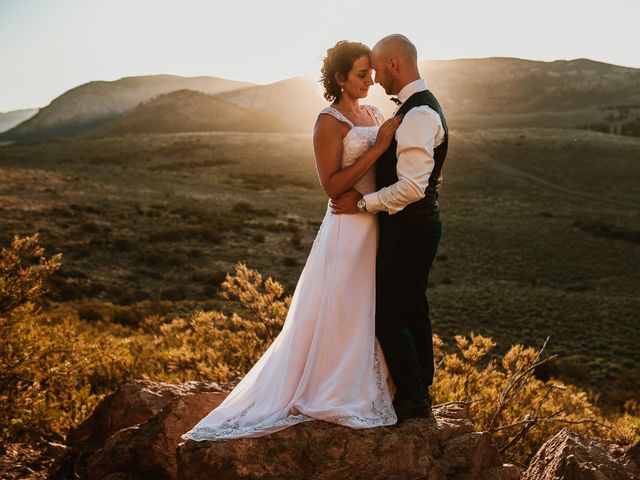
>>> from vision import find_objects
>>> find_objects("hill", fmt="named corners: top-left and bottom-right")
top-left (424, 58), bottom-right (640, 129)
top-left (0, 108), bottom-right (38, 133)
top-left (2, 58), bottom-right (639, 141)
top-left (93, 89), bottom-right (294, 136)
top-left (215, 57), bottom-right (640, 132)
top-left (221, 76), bottom-right (331, 132)
top-left (0, 75), bottom-right (253, 141)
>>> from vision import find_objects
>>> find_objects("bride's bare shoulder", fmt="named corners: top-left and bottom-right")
top-left (315, 108), bottom-right (349, 133)
top-left (315, 111), bottom-right (340, 127)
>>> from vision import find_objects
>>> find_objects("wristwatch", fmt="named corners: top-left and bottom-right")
top-left (357, 197), bottom-right (367, 212)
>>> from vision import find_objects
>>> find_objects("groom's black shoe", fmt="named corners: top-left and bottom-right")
top-left (394, 395), bottom-right (432, 424)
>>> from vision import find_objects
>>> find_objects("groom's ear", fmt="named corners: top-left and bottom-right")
top-left (389, 56), bottom-right (399, 73)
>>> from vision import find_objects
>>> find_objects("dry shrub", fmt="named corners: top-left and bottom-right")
top-left (431, 333), bottom-right (638, 465)
top-left (0, 234), bottom-right (131, 442)
top-left (1, 234), bottom-right (638, 461)
top-left (0, 237), bottom-right (291, 442)
top-left (613, 399), bottom-right (640, 444)
top-left (128, 263), bottom-right (290, 382)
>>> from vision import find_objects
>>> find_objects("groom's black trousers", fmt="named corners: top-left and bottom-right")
top-left (375, 220), bottom-right (442, 404)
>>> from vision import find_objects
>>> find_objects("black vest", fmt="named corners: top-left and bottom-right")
top-left (375, 89), bottom-right (448, 225)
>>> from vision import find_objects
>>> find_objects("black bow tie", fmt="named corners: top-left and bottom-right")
top-left (390, 97), bottom-right (402, 105)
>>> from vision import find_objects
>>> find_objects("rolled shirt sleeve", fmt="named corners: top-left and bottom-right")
top-left (363, 106), bottom-right (445, 215)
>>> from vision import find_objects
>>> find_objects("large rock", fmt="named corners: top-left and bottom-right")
top-left (67, 379), bottom-right (224, 447)
top-left (80, 391), bottom-right (226, 480)
top-left (522, 427), bottom-right (640, 480)
top-left (53, 380), bottom-right (520, 480)
top-left (51, 380), bottom-right (225, 480)
top-left (177, 405), bottom-right (521, 480)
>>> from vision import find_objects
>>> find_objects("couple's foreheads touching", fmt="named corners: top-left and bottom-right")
top-left (322, 34), bottom-right (422, 100)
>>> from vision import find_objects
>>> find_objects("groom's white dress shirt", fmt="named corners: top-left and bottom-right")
top-left (362, 78), bottom-right (445, 215)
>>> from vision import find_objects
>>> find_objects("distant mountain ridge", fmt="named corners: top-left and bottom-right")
top-left (1, 75), bottom-right (254, 141)
top-left (423, 57), bottom-right (640, 128)
top-left (425, 57), bottom-right (639, 113)
top-left (0, 108), bottom-right (38, 134)
top-left (2, 58), bottom-right (638, 140)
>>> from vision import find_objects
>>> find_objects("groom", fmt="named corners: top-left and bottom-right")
top-left (331, 34), bottom-right (448, 423)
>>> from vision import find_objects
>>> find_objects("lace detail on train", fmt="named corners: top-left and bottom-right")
top-left (181, 105), bottom-right (396, 442)
top-left (323, 341), bottom-right (396, 426)
top-left (182, 402), bottom-right (314, 441)
top-left (182, 341), bottom-right (395, 441)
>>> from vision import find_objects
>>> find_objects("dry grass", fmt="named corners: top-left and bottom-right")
top-left (0, 128), bottom-right (638, 412)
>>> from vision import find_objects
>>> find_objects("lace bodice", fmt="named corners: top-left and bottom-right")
top-left (318, 105), bottom-right (384, 195)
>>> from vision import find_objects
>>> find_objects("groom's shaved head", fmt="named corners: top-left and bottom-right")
top-left (370, 34), bottom-right (421, 95)
top-left (373, 34), bottom-right (418, 63)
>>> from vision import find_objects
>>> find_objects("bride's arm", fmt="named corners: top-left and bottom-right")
top-left (313, 115), bottom-right (401, 199)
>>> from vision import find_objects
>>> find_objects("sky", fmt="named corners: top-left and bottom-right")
top-left (1, 0), bottom-right (638, 112)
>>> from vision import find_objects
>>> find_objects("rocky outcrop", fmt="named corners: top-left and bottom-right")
top-left (52, 380), bottom-right (226, 480)
top-left (78, 390), bottom-right (227, 480)
top-left (178, 405), bottom-right (521, 480)
top-left (522, 427), bottom-right (640, 480)
top-left (47, 379), bottom-right (640, 480)
top-left (66, 379), bottom-right (225, 447)
top-left (51, 380), bottom-right (520, 480)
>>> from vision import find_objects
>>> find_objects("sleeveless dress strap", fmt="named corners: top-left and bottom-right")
top-left (318, 106), bottom-right (354, 128)
top-left (363, 104), bottom-right (385, 126)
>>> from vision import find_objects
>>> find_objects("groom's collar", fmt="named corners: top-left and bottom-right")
top-left (396, 78), bottom-right (428, 104)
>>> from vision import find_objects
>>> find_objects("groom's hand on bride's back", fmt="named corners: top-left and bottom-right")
top-left (330, 188), bottom-right (361, 215)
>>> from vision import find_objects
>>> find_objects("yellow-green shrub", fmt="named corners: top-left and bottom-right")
top-left (0, 234), bottom-right (131, 442)
top-left (613, 399), bottom-right (640, 444)
top-left (430, 333), bottom-right (636, 465)
top-left (125, 263), bottom-right (291, 383)
top-left (1, 233), bottom-right (638, 464)
top-left (0, 236), bottom-right (291, 442)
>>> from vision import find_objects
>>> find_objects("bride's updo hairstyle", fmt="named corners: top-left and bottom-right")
top-left (320, 40), bottom-right (371, 102)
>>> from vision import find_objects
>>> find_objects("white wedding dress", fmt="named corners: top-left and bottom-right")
top-left (181, 105), bottom-right (397, 442)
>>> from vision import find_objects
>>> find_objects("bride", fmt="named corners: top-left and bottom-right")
top-left (181, 40), bottom-right (402, 442)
